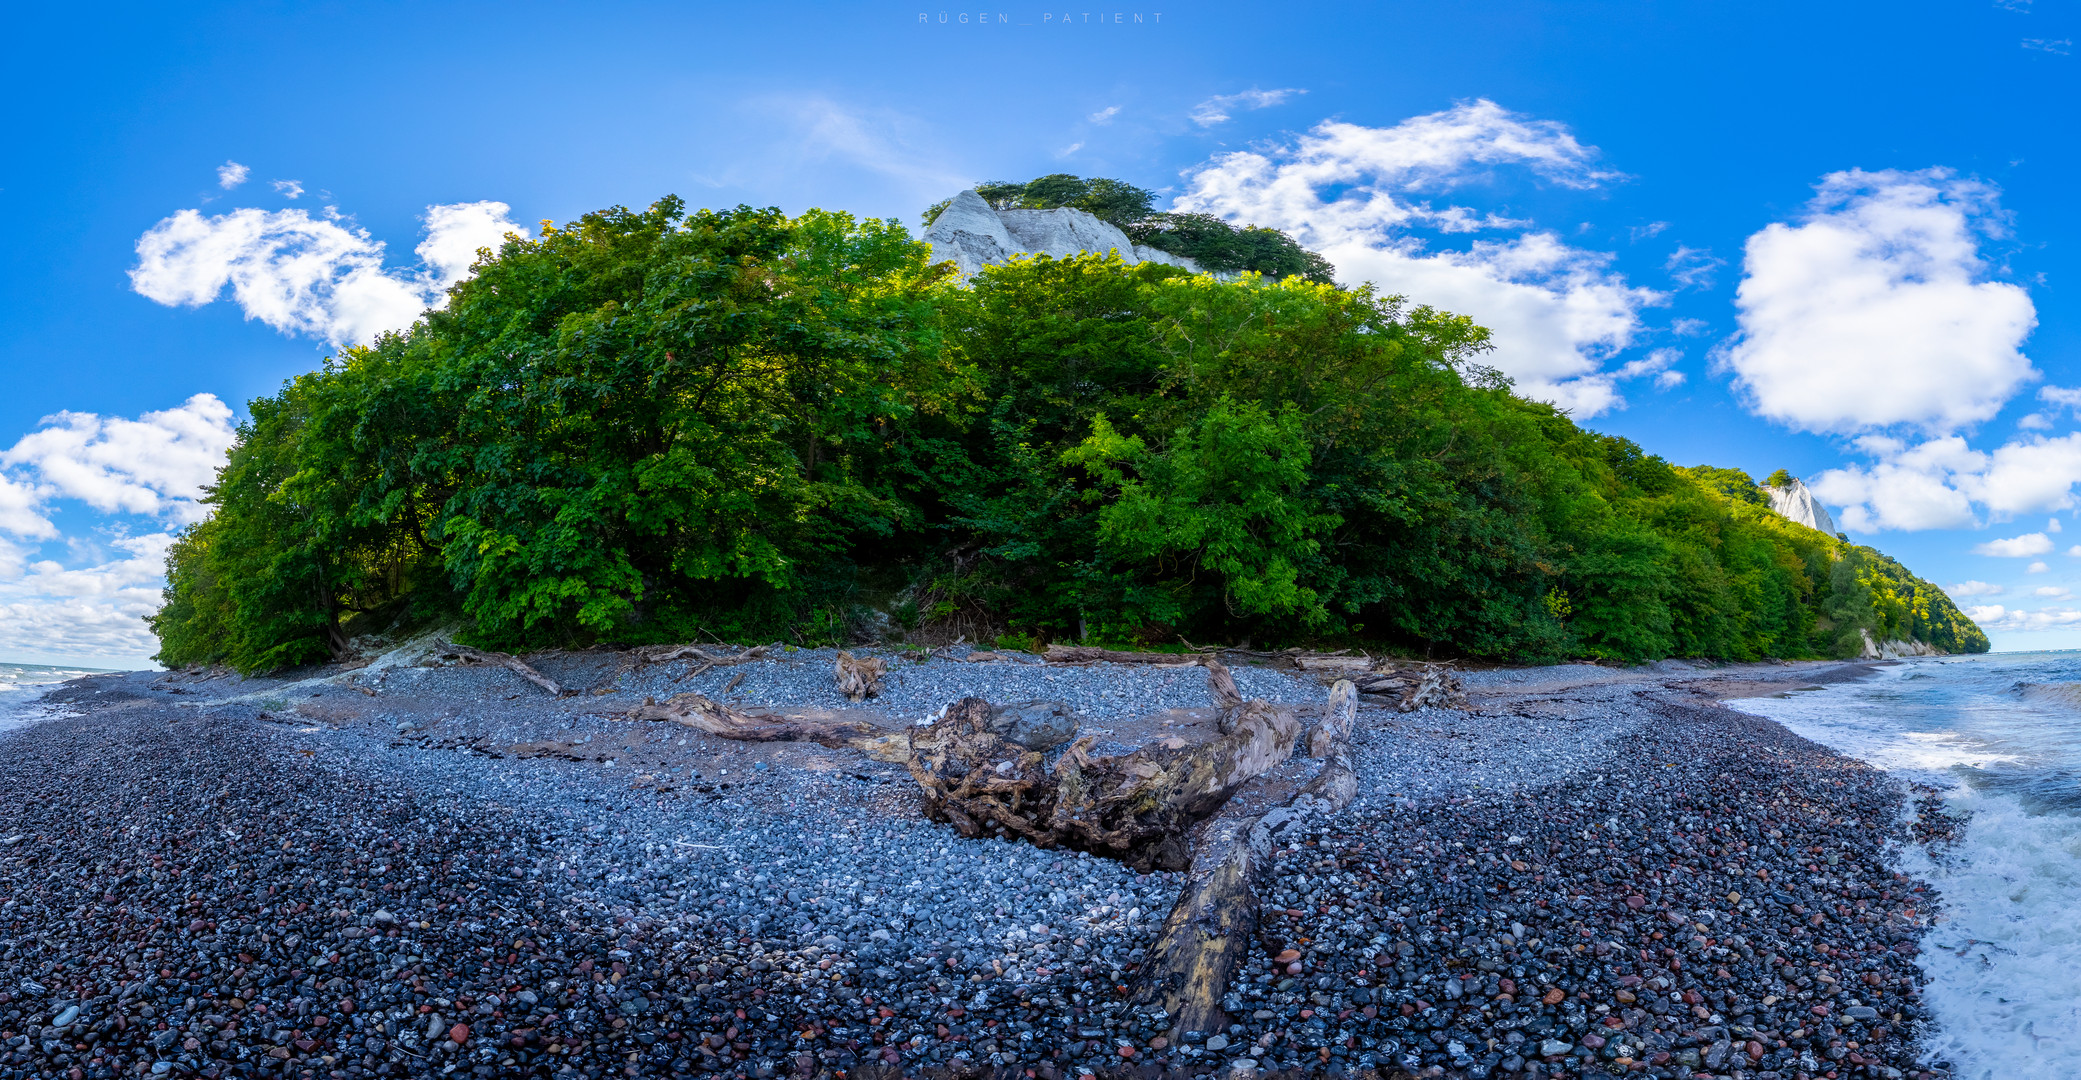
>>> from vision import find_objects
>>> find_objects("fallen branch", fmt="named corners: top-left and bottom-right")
top-left (1132, 679), bottom-right (1359, 1038)
top-left (623, 693), bottom-right (879, 750)
top-left (437, 642), bottom-right (564, 697)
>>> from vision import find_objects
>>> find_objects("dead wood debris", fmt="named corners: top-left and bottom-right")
top-left (435, 642), bottom-right (564, 697)
top-left (904, 664), bottom-right (1299, 872)
top-left (834, 651), bottom-right (887, 701)
top-left (1133, 678), bottom-right (1360, 1037)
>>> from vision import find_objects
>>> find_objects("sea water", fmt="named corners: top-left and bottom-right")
top-left (0, 661), bottom-right (101, 734)
top-left (1727, 653), bottom-right (2081, 1079)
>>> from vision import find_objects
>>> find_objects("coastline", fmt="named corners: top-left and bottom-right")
top-left (0, 651), bottom-right (1949, 1080)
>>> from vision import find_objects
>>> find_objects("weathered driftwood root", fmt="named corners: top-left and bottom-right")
top-left (1131, 679), bottom-right (1360, 1038)
top-left (835, 651), bottom-right (887, 701)
top-left (905, 668), bottom-right (1300, 872)
top-left (437, 642), bottom-right (564, 697)
top-left (623, 693), bottom-right (882, 750)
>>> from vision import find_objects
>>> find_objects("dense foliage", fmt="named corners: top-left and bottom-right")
top-left (926, 174), bottom-right (1336, 283)
top-left (150, 198), bottom-right (1986, 671)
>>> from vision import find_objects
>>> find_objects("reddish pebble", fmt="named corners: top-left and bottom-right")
top-left (1625, 895), bottom-right (1646, 909)
top-left (1811, 1005), bottom-right (1831, 1017)
top-left (450, 1023), bottom-right (469, 1045)
top-left (1117, 1046), bottom-right (1135, 1058)
top-left (1273, 949), bottom-right (1301, 964)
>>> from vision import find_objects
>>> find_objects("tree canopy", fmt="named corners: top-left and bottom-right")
top-left (150, 196), bottom-right (1986, 671)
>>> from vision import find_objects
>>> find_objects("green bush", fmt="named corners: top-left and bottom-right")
top-left (150, 196), bottom-right (1985, 670)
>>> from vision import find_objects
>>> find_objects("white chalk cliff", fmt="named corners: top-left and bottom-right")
top-left (1762, 479), bottom-right (1838, 536)
top-left (920, 189), bottom-right (1204, 278)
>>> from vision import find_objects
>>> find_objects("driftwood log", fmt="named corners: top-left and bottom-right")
top-left (834, 651), bottom-right (887, 701)
top-left (616, 661), bottom-right (1300, 875)
top-left (905, 691), bottom-right (1300, 872)
top-left (1353, 665), bottom-right (1469, 712)
top-left (436, 642), bottom-right (564, 697)
top-left (1131, 679), bottom-right (1361, 1038)
top-left (623, 692), bottom-right (879, 748)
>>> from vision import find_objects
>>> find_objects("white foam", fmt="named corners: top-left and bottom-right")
top-left (1725, 665), bottom-right (2081, 1078)
top-left (1895, 786), bottom-right (2081, 1078)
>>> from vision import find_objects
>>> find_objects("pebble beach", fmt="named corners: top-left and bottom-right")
top-left (0, 648), bottom-right (1953, 1080)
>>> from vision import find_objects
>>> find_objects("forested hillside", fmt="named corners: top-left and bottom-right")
top-left (148, 196), bottom-right (1987, 671)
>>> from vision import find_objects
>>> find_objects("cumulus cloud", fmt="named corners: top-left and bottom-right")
top-left (2035, 585), bottom-right (2070, 598)
top-left (1173, 99), bottom-right (1661, 415)
top-left (1966, 604), bottom-right (2081, 631)
top-left (0, 394), bottom-right (235, 527)
top-left (2029, 560), bottom-right (2051, 573)
top-left (216, 161), bottom-right (249, 190)
top-left (1190, 88), bottom-right (1305, 127)
top-left (1946, 580), bottom-right (2003, 597)
top-left (273, 179), bottom-right (304, 198)
top-left (0, 398), bottom-right (241, 665)
top-left (1813, 432), bottom-right (2081, 532)
top-left (0, 533), bottom-right (175, 664)
top-left (1720, 168), bottom-right (2037, 434)
top-left (1974, 532), bottom-right (2053, 557)
top-left (130, 201), bottom-right (525, 346)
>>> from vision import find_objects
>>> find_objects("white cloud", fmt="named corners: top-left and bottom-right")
top-left (130, 201), bottom-right (525, 346)
top-left (1616, 348), bottom-right (1684, 391)
top-left (1814, 432), bottom-right (2081, 532)
top-left (272, 179), bottom-right (304, 198)
top-left (1190, 88), bottom-right (1305, 127)
top-left (1058, 142), bottom-right (1084, 157)
top-left (1665, 245), bottom-right (1724, 289)
top-left (2051, 517), bottom-right (2064, 533)
top-left (216, 161), bottom-right (249, 190)
top-left (0, 394), bottom-right (235, 527)
top-left (1946, 580), bottom-right (2003, 596)
top-left (0, 399), bottom-right (243, 666)
top-left (2035, 585), bottom-right (2070, 598)
top-left (1089, 106), bottom-right (1121, 124)
top-left (2040, 385), bottom-right (2081, 413)
top-left (1174, 100), bottom-right (1660, 415)
top-left (1629, 222), bottom-right (1669, 242)
top-left (1721, 168), bottom-right (2037, 434)
top-left (2022, 38), bottom-right (2071, 54)
top-left (1967, 604), bottom-right (2081, 631)
top-left (2029, 560), bottom-right (2052, 573)
top-left (1973, 532), bottom-right (2053, 557)
top-left (1670, 317), bottom-right (1709, 337)
top-left (0, 533), bottom-right (176, 665)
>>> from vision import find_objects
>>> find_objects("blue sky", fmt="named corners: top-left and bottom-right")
top-left (1, 0), bottom-right (2077, 667)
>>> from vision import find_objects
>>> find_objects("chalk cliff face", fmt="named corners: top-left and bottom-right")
top-left (1763, 479), bottom-right (1839, 536)
top-left (920, 189), bottom-right (1203, 278)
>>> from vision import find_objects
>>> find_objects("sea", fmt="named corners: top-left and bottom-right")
top-left (1726, 652), bottom-right (2081, 1080)
top-left (0, 661), bottom-right (103, 735)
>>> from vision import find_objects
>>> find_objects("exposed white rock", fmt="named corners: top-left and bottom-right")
top-left (1859, 628), bottom-right (1940, 659)
top-left (921, 189), bottom-right (1203, 278)
top-left (1762, 479), bottom-right (1838, 536)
